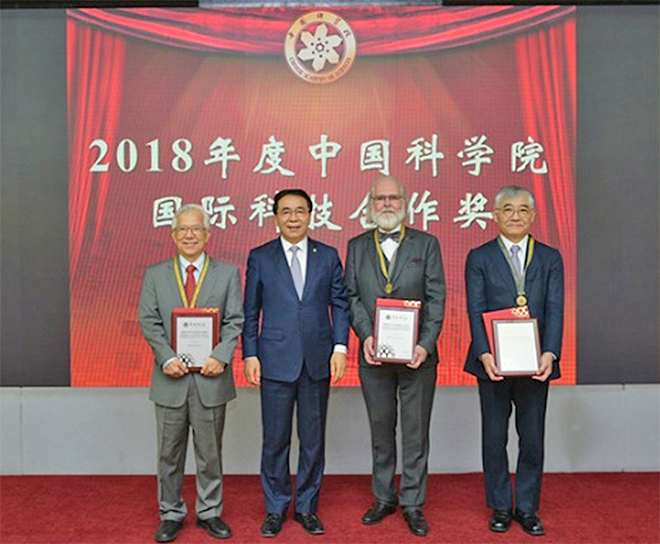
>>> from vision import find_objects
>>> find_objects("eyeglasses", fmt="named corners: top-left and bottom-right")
top-left (173, 225), bottom-right (207, 237)
top-left (277, 207), bottom-right (310, 219)
top-left (372, 195), bottom-right (403, 204)
top-left (496, 205), bottom-right (533, 219)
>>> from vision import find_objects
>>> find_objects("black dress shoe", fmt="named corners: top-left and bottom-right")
top-left (513, 509), bottom-right (545, 536)
top-left (489, 510), bottom-right (512, 533)
top-left (403, 508), bottom-right (429, 537)
top-left (361, 501), bottom-right (397, 525)
top-left (197, 517), bottom-right (232, 539)
top-left (293, 512), bottom-right (325, 535)
top-left (154, 520), bottom-right (183, 542)
top-left (260, 513), bottom-right (285, 538)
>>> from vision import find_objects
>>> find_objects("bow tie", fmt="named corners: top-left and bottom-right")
top-left (378, 231), bottom-right (400, 243)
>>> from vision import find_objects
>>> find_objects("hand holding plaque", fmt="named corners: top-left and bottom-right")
top-left (172, 308), bottom-right (220, 372)
top-left (373, 298), bottom-right (421, 364)
top-left (482, 306), bottom-right (540, 376)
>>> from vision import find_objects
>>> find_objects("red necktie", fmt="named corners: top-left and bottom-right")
top-left (185, 264), bottom-right (196, 305)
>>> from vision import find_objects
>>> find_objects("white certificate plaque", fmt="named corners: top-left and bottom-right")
top-left (374, 298), bottom-right (420, 364)
top-left (172, 308), bottom-right (220, 372)
top-left (492, 318), bottom-right (540, 376)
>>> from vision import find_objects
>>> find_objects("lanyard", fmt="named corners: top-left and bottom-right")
top-left (497, 236), bottom-right (535, 307)
top-left (373, 225), bottom-right (405, 295)
top-left (173, 256), bottom-right (210, 308)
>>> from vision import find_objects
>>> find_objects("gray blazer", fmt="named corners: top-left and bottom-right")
top-left (345, 227), bottom-right (446, 366)
top-left (139, 256), bottom-right (244, 408)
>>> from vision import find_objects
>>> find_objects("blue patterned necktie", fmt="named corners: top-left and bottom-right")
top-left (289, 245), bottom-right (304, 300)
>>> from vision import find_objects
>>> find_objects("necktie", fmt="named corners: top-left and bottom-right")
top-left (290, 246), bottom-right (304, 300)
top-left (379, 231), bottom-right (400, 243)
top-left (510, 245), bottom-right (522, 277)
top-left (185, 264), bottom-right (197, 305)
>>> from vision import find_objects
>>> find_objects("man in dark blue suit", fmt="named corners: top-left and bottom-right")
top-left (242, 189), bottom-right (350, 538)
top-left (464, 185), bottom-right (564, 537)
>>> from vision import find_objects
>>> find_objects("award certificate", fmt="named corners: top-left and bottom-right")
top-left (171, 308), bottom-right (220, 372)
top-left (492, 318), bottom-right (540, 376)
top-left (374, 298), bottom-right (420, 364)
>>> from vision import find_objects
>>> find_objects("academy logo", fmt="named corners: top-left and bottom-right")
top-left (284, 11), bottom-right (356, 84)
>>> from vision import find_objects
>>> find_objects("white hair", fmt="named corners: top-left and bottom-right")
top-left (171, 203), bottom-right (210, 231)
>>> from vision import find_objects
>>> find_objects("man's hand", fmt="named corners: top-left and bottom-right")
top-left (533, 352), bottom-right (555, 382)
top-left (200, 357), bottom-right (225, 377)
top-left (244, 356), bottom-right (261, 386)
top-left (363, 336), bottom-right (381, 366)
top-left (163, 359), bottom-right (189, 378)
top-left (330, 352), bottom-right (347, 384)
top-left (480, 353), bottom-right (504, 381)
top-left (406, 345), bottom-right (429, 369)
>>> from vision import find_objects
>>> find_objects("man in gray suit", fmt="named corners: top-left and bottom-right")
top-left (345, 176), bottom-right (445, 537)
top-left (139, 204), bottom-right (244, 543)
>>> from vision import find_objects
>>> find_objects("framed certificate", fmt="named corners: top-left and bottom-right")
top-left (492, 318), bottom-right (540, 376)
top-left (171, 308), bottom-right (220, 372)
top-left (373, 298), bottom-right (420, 364)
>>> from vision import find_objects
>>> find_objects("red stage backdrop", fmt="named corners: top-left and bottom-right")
top-left (67, 6), bottom-right (576, 387)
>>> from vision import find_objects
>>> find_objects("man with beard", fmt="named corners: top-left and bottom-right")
top-left (345, 176), bottom-right (445, 537)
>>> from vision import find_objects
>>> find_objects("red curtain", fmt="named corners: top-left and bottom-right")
top-left (516, 17), bottom-right (576, 383)
top-left (68, 19), bottom-right (126, 281)
top-left (68, 6), bottom-right (574, 55)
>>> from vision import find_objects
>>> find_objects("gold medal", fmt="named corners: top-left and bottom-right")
top-left (516, 294), bottom-right (528, 307)
top-left (385, 282), bottom-right (393, 294)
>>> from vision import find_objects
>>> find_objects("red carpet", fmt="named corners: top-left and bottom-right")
top-left (1, 473), bottom-right (658, 544)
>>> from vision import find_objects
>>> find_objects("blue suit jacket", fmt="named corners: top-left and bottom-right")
top-left (463, 237), bottom-right (564, 381)
top-left (242, 237), bottom-right (350, 382)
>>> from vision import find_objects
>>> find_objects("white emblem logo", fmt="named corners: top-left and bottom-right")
top-left (284, 11), bottom-right (356, 85)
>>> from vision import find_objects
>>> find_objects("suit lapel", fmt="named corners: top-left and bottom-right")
top-left (488, 239), bottom-right (518, 293)
top-left (365, 231), bottom-right (384, 286)
top-left (524, 241), bottom-right (539, 287)
top-left (303, 239), bottom-right (320, 301)
top-left (273, 239), bottom-right (299, 300)
top-left (167, 258), bottom-right (186, 307)
top-left (389, 229), bottom-right (415, 286)
top-left (196, 257), bottom-right (218, 307)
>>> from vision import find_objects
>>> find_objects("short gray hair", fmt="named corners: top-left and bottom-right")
top-left (494, 185), bottom-right (536, 210)
top-left (171, 203), bottom-right (211, 231)
top-left (365, 175), bottom-right (409, 224)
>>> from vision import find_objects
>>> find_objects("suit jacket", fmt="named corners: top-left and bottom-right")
top-left (242, 237), bottom-right (350, 382)
top-left (345, 227), bottom-right (446, 366)
top-left (463, 237), bottom-right (564, 381)
top-left (139, 255), bottom-right (244, 408)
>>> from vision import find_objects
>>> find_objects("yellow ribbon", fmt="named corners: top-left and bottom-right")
top-left (173, 256), bottom-right (210, 308)
top-left (373, 225), bottom-right (405, 294)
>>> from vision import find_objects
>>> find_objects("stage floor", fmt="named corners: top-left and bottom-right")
top-left (1, 473), bottom-right (658, 544)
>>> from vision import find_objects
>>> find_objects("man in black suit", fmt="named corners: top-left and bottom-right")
top-left (345, 176), bottom-right (445, 537)
top-left (242, 189), bottom-right (350, 538)
top-left (464, 185), bottom-right (564, 536)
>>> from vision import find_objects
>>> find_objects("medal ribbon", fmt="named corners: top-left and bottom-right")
top-left (174, 256), bottom-right (210, 308)
top-left (497, 236), bottom-right (534, 303)
top-left (374, 225), bottom-right (405, 294)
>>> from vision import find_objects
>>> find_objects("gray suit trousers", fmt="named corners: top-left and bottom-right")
top-left (155, 380), bottom-right (226, 521)
top-left (359, 363), bottom-right (437, 508)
